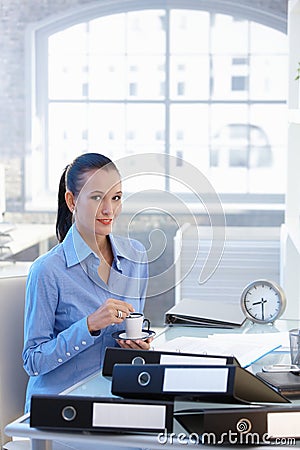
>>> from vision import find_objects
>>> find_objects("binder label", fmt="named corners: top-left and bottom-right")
top-left (160, 354), bottom-right (228, 366)
top-left (92, 403), bottom-right (167, 429)
top-left (163, 367), bottom-right (229, 392)
top-left (267, 412), bottom-right (300, 438)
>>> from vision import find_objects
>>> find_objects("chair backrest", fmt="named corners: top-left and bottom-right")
top-left (0, 276), bottom-right (28, 446)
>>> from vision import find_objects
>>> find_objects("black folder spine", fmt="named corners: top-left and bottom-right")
top-left (30, 395), bottom-right (174, 433)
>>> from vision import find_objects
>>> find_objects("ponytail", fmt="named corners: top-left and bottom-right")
top-left (56, 166), bottom-right (73, 243)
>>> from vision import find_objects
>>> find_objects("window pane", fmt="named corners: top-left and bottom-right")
top-left (249, 104), bottom-right (287, 193)
top-left (212, 55), bottom-right (248, 100)
top-left (89, 103), bottom-right (165, 158)
top-left (89, 14), bottom-right (126, 54)
top-left (250, 22), bottom-right (287, 54)
top-left (170, 56), bottom-right (210, 99)
top-left (126, 10), bottom-right (166, 54)
top-left (170, 104), bottom-right (209, 165)
top-left (170, 104), bottom-right (209, 193)
top-left (208, 103), bottom-right (286, 195)
top-left (48, 103), bottom-right (88, 191)
top-left (49, 24), bottom-right (88, 100)
top-left (48, 23), bottom-right (87, 54)
top-left (209, 105), bottom-right (249, 193)
top-left (126, 56), bottom-right (166, 99)
top-left (89, 55), bottom-right (126, 99)
top-left (250, 55), bottom-right (288, 99)
top-left (125, 104), bottom-right (165, 153)
top-left (88, 104), bottom-right (125, 160)
top-left (123, 104), bottom-right (165, 192)
top-left (170, 10), bottom-right (210, 54)
top-left (211, 14), bottom-right (249, 54)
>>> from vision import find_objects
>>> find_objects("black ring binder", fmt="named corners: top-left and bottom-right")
top-left (102, 346), bottom-right (240, 377)
top-left (111, 364), bottom-right (290, 404)
top-left (30, 395), bottom-right (174, 433)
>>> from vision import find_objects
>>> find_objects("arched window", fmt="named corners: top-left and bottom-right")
top-left (25, 1), bottom-right (287, 213)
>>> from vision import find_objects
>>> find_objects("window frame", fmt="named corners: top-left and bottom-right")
top-left (24, 0), bottom-right (287, 212)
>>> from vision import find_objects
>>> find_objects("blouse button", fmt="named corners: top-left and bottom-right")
top-left (58, 358), bottom-right (63, 363)
top-left (74, 346), bottom-right (79, 351)
top-left (34, 372), bottom-right (39, 376)
top-left (81, 340), bottom-right (87, 345)
top-left (66, 352), bottom-right (71, 357)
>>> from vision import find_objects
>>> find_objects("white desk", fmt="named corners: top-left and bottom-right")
top-left (0, 223), bottom-right (55, 260)
top-left (5, 321), bottom-right (300, 450)
top-left (0, 261), bottom-right (32, 277)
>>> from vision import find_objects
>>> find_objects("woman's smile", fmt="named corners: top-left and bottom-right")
top-left (97, 218), bottom-right (113, 225)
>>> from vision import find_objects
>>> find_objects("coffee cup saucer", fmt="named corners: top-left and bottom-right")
top-left (112, 329), bottom-right (156, 342)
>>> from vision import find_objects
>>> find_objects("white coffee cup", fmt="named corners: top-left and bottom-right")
top-left (125, 312), bottom-right (150, 339)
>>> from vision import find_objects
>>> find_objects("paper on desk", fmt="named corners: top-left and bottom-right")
top-left (153, 331), bottom-right (290, 368)
top-left (208, 331), bottom-right (290, 351)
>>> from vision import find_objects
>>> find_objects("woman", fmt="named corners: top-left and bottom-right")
top-left (23, 153), bottom-right (151, 413)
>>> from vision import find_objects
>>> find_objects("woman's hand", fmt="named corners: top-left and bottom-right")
top-left (87, 298), bottom-right (134, 333)
top-left (117, 337), bottom-right (154, 350)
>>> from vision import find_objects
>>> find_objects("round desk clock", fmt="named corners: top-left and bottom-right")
top-left (240, 279), bottom-right (286, 324)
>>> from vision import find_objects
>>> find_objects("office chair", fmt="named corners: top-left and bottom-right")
top-left (0, 275), bottom-right (29, 449)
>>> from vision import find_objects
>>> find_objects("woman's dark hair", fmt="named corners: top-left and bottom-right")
top-left (56, 153), bottom-right (119, 242)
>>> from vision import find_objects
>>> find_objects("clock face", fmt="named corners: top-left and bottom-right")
top-left (241, 280), bottom-right (286, 324)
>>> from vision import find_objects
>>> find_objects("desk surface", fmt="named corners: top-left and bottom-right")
top-left (5, 322), bottom-right (300, 449)
top-left (0, 261), bottom-right (32, 277)
top-left (0, 223), bottom-right (55, 261)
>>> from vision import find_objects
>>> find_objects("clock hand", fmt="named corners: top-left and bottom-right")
top-left (252, 299), bottom-right (267, 306)
top-left (261, 298), bottom-right (265, 321)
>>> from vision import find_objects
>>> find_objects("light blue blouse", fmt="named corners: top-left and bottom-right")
top-left (23, 224), bottom-right (148, 412)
